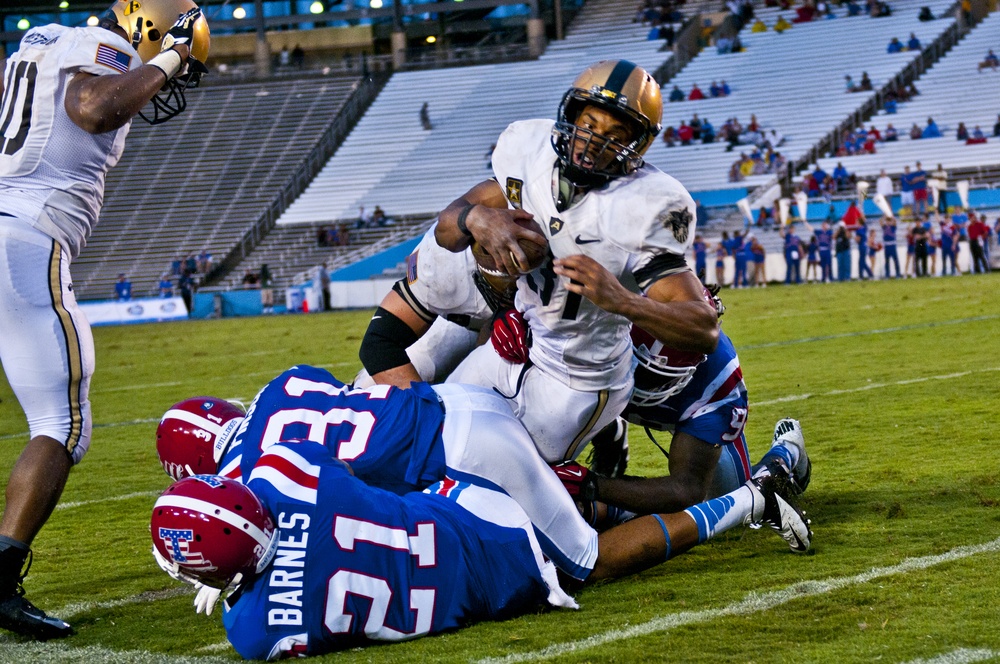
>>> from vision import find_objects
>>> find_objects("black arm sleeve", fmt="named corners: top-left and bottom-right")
top-left (358, 306), bottom-right (422, 376)
top-left (633, 252), bottom-right (691, 291)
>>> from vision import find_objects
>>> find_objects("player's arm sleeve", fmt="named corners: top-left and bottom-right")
top-left (357, 283), bottom-right (425, 376)
top-left (632, 252), bottom-right (691, 291)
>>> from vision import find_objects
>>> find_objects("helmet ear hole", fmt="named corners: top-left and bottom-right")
top-left (148, 28), bottom-right (160, 41)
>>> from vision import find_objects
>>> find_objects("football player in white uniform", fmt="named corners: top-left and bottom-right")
top-left (437, 61), bottom-right (719, 463)
top-left (0, 0), bottom-right (209, 639)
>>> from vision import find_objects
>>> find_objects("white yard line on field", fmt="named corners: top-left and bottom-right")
top-left (55, 491), bottom-right (162, 511)
top-left (0, 641), bottom-right (232, 664)
top-left (753, 366), bottom-right (1000, 407)
top-left (477, 537), bottom-right (1000, 663)
top-left (900, 649), bottom-right (1000, 664)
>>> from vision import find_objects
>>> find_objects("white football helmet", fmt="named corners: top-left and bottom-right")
top-left (98, 0), bottom-right (211, 124)
top-left (630, 325), bottom-right (706, 408)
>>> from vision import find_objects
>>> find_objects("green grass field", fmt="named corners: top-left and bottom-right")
top-left (1, 275), bottom-right (998, 663)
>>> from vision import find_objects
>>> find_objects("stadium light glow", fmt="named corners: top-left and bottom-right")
top-left (59, 1), bottom-right (70, 9)
top-left (309, 1), bottom-right (324, 14)
top-left (369, 0), bottom-right (382, 7)
top-left (86, 14), bottom-right (99, 25)
top-left (232, 5), bottom-right (246, 19)
top-left (426, 35), bottom-right (436, 43)
top-left (17, 18), bottom-right (31, 30)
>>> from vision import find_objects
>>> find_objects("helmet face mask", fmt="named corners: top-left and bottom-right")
top-left (99, 0), bottom-right (211, 124)
top-left (552, 60), bottom-right (662, 188)
top-left (629, 327), bottom-right (706, 408)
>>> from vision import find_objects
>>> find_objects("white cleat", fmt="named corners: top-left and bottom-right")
top-left (772, 418), bottom-right (811, 495)
top-left (749, 463), bottom-right (812, 553)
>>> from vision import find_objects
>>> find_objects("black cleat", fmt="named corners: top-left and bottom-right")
top-left (0, 589), bottom-right (72, 640)
top-left (750, 462), bottom-right (812, 553)
top-left (587, 417), bottom-right (629, 477)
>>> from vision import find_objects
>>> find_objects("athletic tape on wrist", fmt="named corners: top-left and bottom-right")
top-left (148, 49), bottom-right (183, 80)
top-left (456, 204), bottom-right (476, 237)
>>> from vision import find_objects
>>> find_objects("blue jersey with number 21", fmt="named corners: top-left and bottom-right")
top-left (223, 441), bottom-right (551, 659)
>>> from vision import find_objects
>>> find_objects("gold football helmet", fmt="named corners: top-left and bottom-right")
top-left (99, 0), bottom-right (211, 124)
top-left (553, 60), bottom-right (662, 187)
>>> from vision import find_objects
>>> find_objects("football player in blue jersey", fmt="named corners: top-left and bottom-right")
top-left (554, 323), bottom-right (812, 520)
top-left (151, 437), bottom-right (810, 658)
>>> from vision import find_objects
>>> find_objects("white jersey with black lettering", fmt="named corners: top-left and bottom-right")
top-left (491, 119), bottom-right (697, 391)
top-left (0, 24), bottom-right (139, 259)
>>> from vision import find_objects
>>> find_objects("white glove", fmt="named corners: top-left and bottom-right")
top-left (193, 583), bottom-right (222, 616)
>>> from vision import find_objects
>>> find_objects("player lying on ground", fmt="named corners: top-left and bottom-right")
top-left (151, 438), bottom-right (810, 659)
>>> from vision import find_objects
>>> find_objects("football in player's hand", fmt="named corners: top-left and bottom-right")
top-left (473, 219), bottom-right (548, 276)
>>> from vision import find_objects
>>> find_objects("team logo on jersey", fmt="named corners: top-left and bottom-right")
top-left (659, 208), bottom-right (692, 244)
top-left (506, 178), bottom-right (523, 209)
top-left (549, 217), bottom-right (565, 235)
top-left (123, 1), bottom-right (142, 15)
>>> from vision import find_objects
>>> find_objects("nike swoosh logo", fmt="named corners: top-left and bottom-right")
top-left (575, 235), bottom-right (601, 244)
top-left (563, 469), bottom-right (583, 478)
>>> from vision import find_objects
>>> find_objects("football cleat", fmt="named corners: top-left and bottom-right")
top-left (586, 417), bottom-right (629, 477)
top-left (0, 589), bottom-right (72, 640)
top-left (749, 463), bottom-right (812, 553)
top-left (772, 418), bottom-right (811, 495)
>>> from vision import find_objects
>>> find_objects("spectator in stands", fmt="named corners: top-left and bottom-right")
top-left (969, 125), bottom-right (986, 142)
top-left (197, 249), bottom-right (212, 274)
top-left (869, 0), bottom-right (891, 17)
top-left (846, 0), bottom-right (863, 16)
top-left (876, 169), bottom-right (893, 199)
top-left (158, 275), bottom-right (173, 298)
top-left (662, 125), bottom-right (677, 147)
top-left (677, 120), bottom-right (694, 145)
top-left (842, 200), bottom-right (865, 229)
top-left (918, 6), bottom-right (934, 21)
top-left (880, 215), bottom-right (901, 278)
top-left (911, 162), bottom-right (928, 215)
top-left (690, 114), bottom-right (702, 141)
top-left (338, 223), bottom-right (350, 246)
top-left (781, 225), bottom-right (803, 284)
top-left (751, 18), bottom-right (767, 32)
top-left (930, 163), bottom-right (948, 213)
top-left (317, 226), bottom-right (330, 247)
top-left (994, 114), bottom-right (1000, 137)
top-left (692, 234), bottom-right (707, 283)
top-left (899, 165), bottom-right (915, 214)
top-left (242, 269), bottom-right (259, 288)
top-left (715, 35), bottom-right (734, 53)
top-left (832, 162), bottom-right (851, 191)
top-left (909, 123), bottom-right (923, 140)
top-left (979, 50), bottom-right (999, 72)
top-left (669, 85), bottom-right (685, 102)
top-left (821, 175), bottom-right (837, 202)
top-left (710, 81), bottom-right (723, 97)
top-left (372, 205), bottom-right (389, 227)
top-left (179, 269), bottom-right (195, 315)
top-left (956, 122), bottom-right (969, 141)
top-left (185, 254), bottom-right (198, 275)
top-left (912, 221), bottom-right (930, 277)
top-left (939, 216), bottom-right (958, 275)
top-left (835, 225), bottom-right (852, 281)
top-left (357, 205), bottom-right (371, 229)
top-left (696, 199), bottom-right (709, 227)
top-left (278, 45), bottom-right (290, 67)
top-left (844, 74), bottom-right (856, 92)
top-left (660, 23), bottom-right (676, 46)
top-left (887, 37), bottom-right (904, 53)
top-left (171, 257), bottom-right (183, 276)
top-left (291, 44), bottom-right (305, 69)
top-left (907, 33), bottom-right (921, 51)
top-left (420, 102), bottom-right (433, 130)
top-left (810, 164), bottom-right (828, 193)
top-left (114, 273), bottom-right (132, 301)
top-left (688, 83), bottom-right (705, 101)
top-left (884, 97), bottom-right (897, 114)
top-left (793, 2), bottom-right (815, 22)
top-left (647, 20), bottom-right (663, 41)
top-left (867, 125), bottom-right (881, 142)
top-left (259, 264), bottom-right (274, 314)
top-left (701, 118), bottom-right (716, 143)
top-left (720, 80), bottom-right (732, 95)
top-left (857, 72), bottom-right (873, 91)
top-left (884, 123), bottom-right (898, 140)
top-left (774, 15), bottom-right (792, 32)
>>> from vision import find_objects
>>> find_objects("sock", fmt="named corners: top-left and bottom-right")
top-left (683, 483), bottom-right (758, 544)
top-left (0, 536), bottom-right (30, 596)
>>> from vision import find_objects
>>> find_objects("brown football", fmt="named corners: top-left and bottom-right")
top-left (472, 219), bottom-right (548, 276)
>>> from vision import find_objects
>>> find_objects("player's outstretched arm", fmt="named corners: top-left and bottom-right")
top-left (436, 180), bottom-right (543, 276)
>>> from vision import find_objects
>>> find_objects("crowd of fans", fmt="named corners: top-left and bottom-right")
top-left (704, 209), bottom-right (995, 288)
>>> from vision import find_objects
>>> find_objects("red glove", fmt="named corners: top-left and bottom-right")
top-left (490, 308), bottom-right (531, 364)
top-left (550, 461), bottom-right (598, 501)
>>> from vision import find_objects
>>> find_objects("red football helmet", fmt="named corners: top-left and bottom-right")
top-left (151, 475), bottom-right (277, 589)
top-left (630, 326), bottom-right (706, 407)
top-left (156, 397), bottom-right (245, 480)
